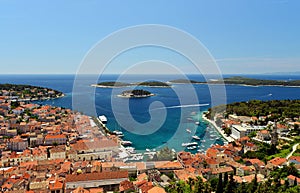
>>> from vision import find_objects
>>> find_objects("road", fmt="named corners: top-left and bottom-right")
top-left (286, 143), bottom-right (299, 160)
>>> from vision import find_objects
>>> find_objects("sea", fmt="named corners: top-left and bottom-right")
top-left (1, 74), bottom-right (300, 153)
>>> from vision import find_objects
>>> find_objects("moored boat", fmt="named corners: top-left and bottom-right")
top-left (99, 115), bottom-right (107, 124)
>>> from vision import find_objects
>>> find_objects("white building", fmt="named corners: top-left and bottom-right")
top-left (231, 125), bottom-right (265, 140)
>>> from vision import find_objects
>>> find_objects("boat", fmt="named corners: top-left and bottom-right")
top-left (192, 135), bottom-right (200, 140)
top-left (200, 139), bottom-right (206, 142)
top-left (113, 130), bottom-right (123, 135)
top-left (121, 141), bottom-right (132, 146)
top-left (195, 121), bottom-right (200, 125)
top-left (182, 142), bottom-right (198, 147)
top-left (187, 146), bottom-right (197, 150)
top-left (186, 129), bottom-right (191, 133)
top-left (145, 148), bottom-right (151, 152)
top-left (99, 115), bottom-right (107, 124)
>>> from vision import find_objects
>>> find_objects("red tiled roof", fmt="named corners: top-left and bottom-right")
top-left (289, 156), bottom-right (300, 163)
top-left (65, 171), bottom-right (128, 182)
top-left (268, 157), bottom-right (287, 166)
top-left (119, 180), bottom-right (134, 192)
top-left (49, 180), bottom-right (64, 190)
top-left (45, 134), bottom-right (66, 139)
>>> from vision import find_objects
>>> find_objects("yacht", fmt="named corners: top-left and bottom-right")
top-left (186, 129), bottom-right (191, 133)
top-left (99, 115), bottom-right (107, 124)
top-left (121, 141), bottom-right (132, 146)
top-left (192, 135), bottom-right (200, 140)
top-left (182, 142), bottom-right (198, 147)
top-left (187, 146), bottom-right (197, 150)
top-left (195, 121), bottom-right (200, 125)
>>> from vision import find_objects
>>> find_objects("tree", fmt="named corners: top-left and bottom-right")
top-left (223, 172), bottom-right (228, 187)
top-left (216, 173), bottom-right (223, 193)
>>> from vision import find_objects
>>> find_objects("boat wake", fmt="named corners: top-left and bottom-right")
top-left (151, 103), bottom-right (209, 111)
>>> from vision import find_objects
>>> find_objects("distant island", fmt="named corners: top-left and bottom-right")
top-left (0, 83), bottom-right (64, 101)
top-left (118, 89), bottom-right (154, 98)
top-left (170, 76), bottom-right (300, 87)
top-left (168, 79), bottom-right (201, 84)
top-left (208, 76), bottom-right (300, 86)
top-left (137, 81), bottom-right (170, 87)
top-left (92, 81), bottom-right (170, 88)
top-left (91, 81), bottom-right (132, 88)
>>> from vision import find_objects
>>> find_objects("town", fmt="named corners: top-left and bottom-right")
top-left (0, 91), bottom-right (300, 193)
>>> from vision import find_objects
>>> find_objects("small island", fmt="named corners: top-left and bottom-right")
top-left (137, 81), bottom-right (170, 87)
top-left (91, 81), bottom-right (132, 88)
top-left (169, 79), bottom-right (201, 84)
top-left (208, 76), bottom-right (300, 86)
top-left (170, 76), bottom-right (300, 87)
top-left (0, 83), bottom-right (64, 101)
top-left (92, 81), bottom-right (171, 88)
top-left (118, 89), bottom-right (154, 98)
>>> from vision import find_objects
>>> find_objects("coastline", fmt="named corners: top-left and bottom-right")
top-left (10, 94), bottom-right (65, 102)
top-left (201, 112), bottom-right (235, 142)
top-left (91, 84), bottom-right (171, 88)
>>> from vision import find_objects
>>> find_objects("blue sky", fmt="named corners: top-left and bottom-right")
top-left (0, 0), bottom-right (299, 74)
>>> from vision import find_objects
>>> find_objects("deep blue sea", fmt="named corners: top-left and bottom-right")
top-left (1, 74), bottom-right (300, 152)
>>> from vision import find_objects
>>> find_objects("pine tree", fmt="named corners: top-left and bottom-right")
top-left (224, 172), bottom-right (228, 187)
top-left (216, 173), bottom-right (223, 193)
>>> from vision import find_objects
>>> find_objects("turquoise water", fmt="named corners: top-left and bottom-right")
top-left (1, 74), bottom-right (300, 152)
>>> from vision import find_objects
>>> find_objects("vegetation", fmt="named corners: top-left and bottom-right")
top-left (206, 76), bottom-right (300, 86)
top-left (150, 147), bottom-right (176, 161)
top-left (207, 100), bottom-right (300, 121)
top-left (0, 83), bottom-right (63, 100)
top-left (138, 81), bottom-right (170, 87)
top-left (120, 89), bottom-right (153, 97)
top-left (96, 81), bottom-right (132, 87)
top-left (95, 81), bottom-right (170, 87)
top-left (165, 173), bottom-right (300, 193)
top-left (169, 79), bottom-right (201, 84)
top-left (169, 76), bottom-right (300, 86)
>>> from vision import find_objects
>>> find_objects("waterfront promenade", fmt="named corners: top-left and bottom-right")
top-left (202, 112), bottom-right (235, 142)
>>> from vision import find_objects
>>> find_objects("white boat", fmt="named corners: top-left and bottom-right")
top-left (187, 146), bottom-right (197, 150)
top-left (182, 142), bottom-right (198, 147)
top-left (99, 115), bottom-right (107, 124)
top-left (192, 135), bottom-right (200, 140)
top-left (121, 141), bottom-right (132, 146)
top-left (186, 129), bottom-right (191, 133)
top-left (195, 121), bottom-right (200, 125)
top-left (113, 130), bottom-right (123, 135)
top-left (200, 139), bottom-right (206, 142)
top-left (145, 148), bottom-right (151, 152)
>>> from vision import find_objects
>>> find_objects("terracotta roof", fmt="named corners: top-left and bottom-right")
top-left (212, 167), bottom-right (233, 175)
top-left (65, 171), bottom-right (128, 182)
top-left (259, 130), bottom-right (269, 134)
top-left (148, 186), bottom-right (166, 193)
top-left (155, 161), bottom-right (183, 169)
top-left (268, 157), bottom-right (287, 166)
top-left (45, 134), bottom-right (66, 139)
top-left (72, 140), bottom-right (118, 151)
top-left (289, 156), bottom-right (300, 163)
top-left (245, 158), bottom-right (265, 167)
top-left (72, 187), bottom-right (90, 193)
top-left (287, 175), bottom-right (300, 183)
top-left (119, 180), bottom-right (134, 192)
top-left (139, 181), bottom-right (153, 193)
top-left (49, 180), bottom-right (64, 190)
top-left (206, 158), bottom-right (218, 165)
top-left (88, 188), bottom-right (104, 193)
top-left (137, 173), bottom-right (148, 182)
